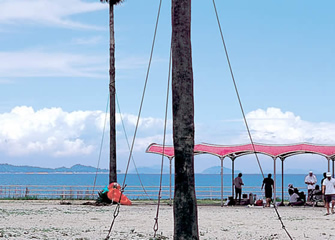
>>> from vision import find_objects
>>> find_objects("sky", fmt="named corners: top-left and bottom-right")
top-left (0, 0), bottom-right (335, 174)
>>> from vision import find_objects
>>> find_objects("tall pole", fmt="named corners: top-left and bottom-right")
top-left (109, 2), bottom-right (117, 183)
top-left (172, 0), bottom-right (199, 238)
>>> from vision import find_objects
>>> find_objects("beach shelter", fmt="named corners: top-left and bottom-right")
top-left (147, 142), bottom-right (335, 205)
top-left (195, 143), bottom-right (335, 204)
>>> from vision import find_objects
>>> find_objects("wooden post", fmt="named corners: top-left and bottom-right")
top-left (109, 1), bottom-right (117, 183)
top-left (172, 0), bottom-right (199, 238)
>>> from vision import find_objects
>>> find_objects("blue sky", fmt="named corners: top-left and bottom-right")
top-left (0, 0), bottom-right (335, 174)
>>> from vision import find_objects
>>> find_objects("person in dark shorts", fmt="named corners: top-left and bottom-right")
top-left (233, 173), bottom-right (244, 204)
top-left (261, 173), bottom-right (274, 207)
top-left (322, 172), bottom-right (335, 215)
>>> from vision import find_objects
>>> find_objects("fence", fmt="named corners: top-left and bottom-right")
top-left (0, 185), bottom-right (306, 201)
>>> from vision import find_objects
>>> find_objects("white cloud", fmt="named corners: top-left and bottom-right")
top-left (244, 107), bottom-right (335, 144)
top-left (0, 0), bottom-right (107, 30)
top-left (0, 106), bottom-right (105, 156)
top-left (0, 106), bottom-right (169, 159)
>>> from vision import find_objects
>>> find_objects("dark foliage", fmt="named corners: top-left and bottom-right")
top-left (96, 190), bottom-right (112, 204)
top-left (100, 0), bottom-right (124, 5)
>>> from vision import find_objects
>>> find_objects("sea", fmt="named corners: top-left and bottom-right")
top-left (0, 173), bottom-right (324, 200)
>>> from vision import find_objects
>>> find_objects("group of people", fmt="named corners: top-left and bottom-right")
top-left (302, 171), bottom-right (335, 214)
top-left (233, 170), bottom-right (335, 214)
top-left (233, 172), bottom-right (274, 207)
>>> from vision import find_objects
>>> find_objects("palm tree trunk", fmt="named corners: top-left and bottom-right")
top-left (109, 2), bottom-right (117, 183)
top-left (171, 0), bottom-right (199, 239)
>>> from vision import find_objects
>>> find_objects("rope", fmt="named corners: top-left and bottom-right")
top-left (211, 0), bottom-right (263, 179)
top-left (211, 1), bottom-right (293, 239)
top-left (115, 93), bottom-right (153, 201)
top-left (153, 43), bottom-right (172, 238)
top-left (105, 0), bottom-right (163, 238)
top-left (92, 93), bottom-right (110, 195)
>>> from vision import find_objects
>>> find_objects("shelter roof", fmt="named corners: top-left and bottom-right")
top-left (146, 142), bottom-right (335, 159)
top-left (146, 143), bottom-right (175, 158)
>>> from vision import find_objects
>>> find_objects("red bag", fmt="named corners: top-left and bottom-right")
top-left (255, 199), bottom-right (263, 206)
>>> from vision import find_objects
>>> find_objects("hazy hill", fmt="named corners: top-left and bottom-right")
top-left (0, 164), bottom-right (108, 173)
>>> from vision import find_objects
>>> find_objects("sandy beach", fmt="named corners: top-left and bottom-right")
top-left (1, 200), bottom-right (335, 239)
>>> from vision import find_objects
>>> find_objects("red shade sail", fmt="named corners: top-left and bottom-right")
top-left (146, 143), bottom-right (175, 158)
top-left (147, 142), bottom-right (335, 159)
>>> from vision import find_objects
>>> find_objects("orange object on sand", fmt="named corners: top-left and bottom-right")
top-left (107, 188), bottom-right (132, 205)
top-left (108, 182), bottom-right (121, 190)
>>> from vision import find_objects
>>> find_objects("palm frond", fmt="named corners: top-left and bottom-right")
top-left (100, 0), bottom-right (124, 5)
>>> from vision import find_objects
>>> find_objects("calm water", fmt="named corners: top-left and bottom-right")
top-left (0, 173), bottom-right (323, 189)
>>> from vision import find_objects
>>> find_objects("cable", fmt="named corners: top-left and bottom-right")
top-left (92, 93), bottom-right (110, 196)
top-left (115, 93), bottom-right (153, 201)
top-left (212, 1), bottom-right (293, 239)
top-left (153, 43), bottom-right (172, 238)
top-left (211, 0), bottom-right (264, 178)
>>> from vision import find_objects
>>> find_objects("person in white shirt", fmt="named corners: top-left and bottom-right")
top-left (305, 171), bottom-right (317, 201)
top-left (322, 172), bottom-right (335, 215)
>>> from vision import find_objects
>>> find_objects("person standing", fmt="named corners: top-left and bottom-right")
top-left (322, 172), bottom-right (335, 215)
top-left (305, 171), bottom-right (317, 201)
top-left (261, 173), bottom-right (274, 207)
top-left (321, 172), bottom-right (327, 205)
top-left (321, 172), bottom-right (327, 186)
top-left (234, 173), bottom-right (244, 204)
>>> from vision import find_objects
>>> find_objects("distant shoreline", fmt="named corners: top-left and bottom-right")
top-left (0, 172), bottom-right (109, 174)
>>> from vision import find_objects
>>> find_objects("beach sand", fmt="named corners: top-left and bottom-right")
top-left (1, 200), bottom-right (335, 239)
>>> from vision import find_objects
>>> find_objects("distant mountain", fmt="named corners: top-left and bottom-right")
top-left (201, 166), bottom-right (240, 174)
top-left (0, 164), bottom-right (109, 173)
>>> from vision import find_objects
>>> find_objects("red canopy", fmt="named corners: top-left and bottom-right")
top-left (147, 142), bottom-right (335, 159)
top-left (146, 143), bottom-right (175, 158)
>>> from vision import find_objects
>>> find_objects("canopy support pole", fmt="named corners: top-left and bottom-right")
top-left (328, 157), bottom-right (331, 172)
top-left (273, 157), bottom-right (277, 205)
top-left (169, 157), bottom-right (173, 205)
top-left (231, 156), bottom-right (236, 198)
top-left (279, 157), bottom-right (285, 206)
top-left (332, 158), bottom-right (335, 178)
top-left (220, 156), bottom-right (225, 207)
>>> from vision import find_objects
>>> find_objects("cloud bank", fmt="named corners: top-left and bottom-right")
top-left (0, 106), bottom-right (169, 159)
top-left (0, 106), bottom-right (334, 166)
top-left (245, 107), bottom-right (335, 144)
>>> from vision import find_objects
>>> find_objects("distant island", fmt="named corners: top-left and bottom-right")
top-left (0, 163), bottom-right (315, 174)
top-left (0, 163), bottom-right (111, 174)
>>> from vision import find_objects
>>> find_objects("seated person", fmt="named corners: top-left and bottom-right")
top-left (289, 188), bottom-right (304, 206)
top-left (298, 190), bottom-right (306, 203)
top-left (310, 185), bottom-right (322, 203)
top-left (288, 184), bottom-right (294, 194)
